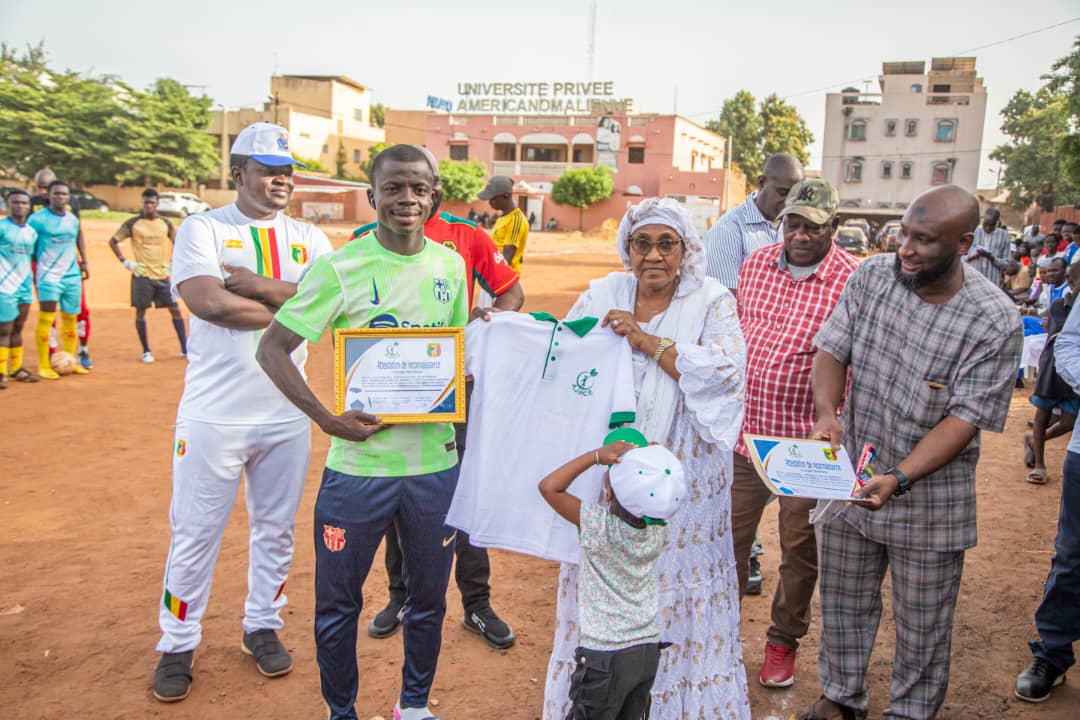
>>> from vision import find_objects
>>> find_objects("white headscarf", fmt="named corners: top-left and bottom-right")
top-left (615, 197), bottom-right (708, 297)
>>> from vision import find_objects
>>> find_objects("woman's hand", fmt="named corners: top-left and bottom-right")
top-left (603, 310), bottom-right (649, 350)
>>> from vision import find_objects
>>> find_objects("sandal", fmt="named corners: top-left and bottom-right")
top-left (10, 368), bottom-right (39, 383)
top-left (798, 696), bottom-right (864, 720)
top-left (1023, 432), bottom-right (1035, 468)
top-left (0, 374), bottom-right (6, 389)
top-left (1026, 469), bottom-right (1049, 485)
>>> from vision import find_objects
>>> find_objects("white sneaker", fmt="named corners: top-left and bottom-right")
top-left (142, 351), bottom-right (156, 364)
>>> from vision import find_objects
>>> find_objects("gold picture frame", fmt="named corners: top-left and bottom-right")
top-left (333, 327), bottom-right (466, 424)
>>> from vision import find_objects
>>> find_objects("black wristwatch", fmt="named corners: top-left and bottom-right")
top-left (887, 467), bottom-right (912, 496)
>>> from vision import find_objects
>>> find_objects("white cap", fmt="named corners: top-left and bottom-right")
top-left (609, 445), bottom-right (687, 524)
top-left (230, 122), bottom-right (305, 168)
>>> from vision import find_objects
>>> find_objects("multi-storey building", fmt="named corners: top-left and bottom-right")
top-left (821, 57), bottom-right (987, 217)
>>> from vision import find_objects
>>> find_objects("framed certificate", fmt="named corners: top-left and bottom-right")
top-left (743, 434), bottom-right (869, 501)
top-left (334, 327), bottom-right (466, 424)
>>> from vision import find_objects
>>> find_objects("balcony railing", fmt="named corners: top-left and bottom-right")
top-left (927, 93), bottom-right (971, 106)
top-left (490, 161), bottom-right (594, 177)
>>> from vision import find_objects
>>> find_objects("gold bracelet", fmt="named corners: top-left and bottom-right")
top-left (594, 450), bottom-right (600, 466)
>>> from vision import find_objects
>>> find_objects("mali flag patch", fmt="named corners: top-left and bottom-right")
top-left (163, 589), bottom-right (189, 621)
top-left (290, 244), bottom-right (308, 265)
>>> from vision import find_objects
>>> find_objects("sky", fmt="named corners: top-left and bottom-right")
top-left (2, 0), bottom-right (1077, 188)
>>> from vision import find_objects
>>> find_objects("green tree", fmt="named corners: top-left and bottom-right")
top-left (1046, 37), bottom-right (1080, 197)
top-left (990, 86), bottom-right (1079, 210)
top-left (706, 90), bottom-right (762, 184)
top-left (706, 90), bottom-right (814, 191)
top-left (294, 155), bottom-right (328, 173)
top-left (438, 158), bottom-right (487, 201)
top-left (356, 141), bottom-right (392, 182)
top-left (759, 94), bottom-right (813, 166)
top-left (119, 78), bottom-right (219, 187)
top-left (551, 165), bottom-right (614, 230)
top-left (335, 138), bottom-right (348, 179)
top-left (370, 102), bottom-right (386, 128)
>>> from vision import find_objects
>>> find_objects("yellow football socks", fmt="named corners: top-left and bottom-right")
top-left (60, 313), bottom-right (88, 374)
top-left (36, 311), bottom-right (58, 380)
top-left (9, 346), bottom-right (23, 374)
top-left (0, 346), bottom-right (8, 376)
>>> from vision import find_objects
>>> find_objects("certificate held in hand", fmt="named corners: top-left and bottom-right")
top-left (334, 327), bottom-right (466, 424)
top-left (743, 434), bottom-right (870, 501)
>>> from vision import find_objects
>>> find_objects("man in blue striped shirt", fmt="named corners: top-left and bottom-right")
top-left (704, 153), bottom-right (804, 294)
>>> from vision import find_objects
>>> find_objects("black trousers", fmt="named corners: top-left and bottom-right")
top-left (383, 381), bottom-right (492, 613)
top-left (566, 643), bottom-right (661, 720)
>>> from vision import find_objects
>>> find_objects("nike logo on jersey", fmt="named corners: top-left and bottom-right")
top-left (442, 531), bottom-right (458, 547)
top-left (371, 278), bottom-right (380, 305)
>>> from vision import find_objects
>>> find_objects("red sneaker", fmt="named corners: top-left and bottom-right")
top-left (759, 641), bottom-right (796, 687)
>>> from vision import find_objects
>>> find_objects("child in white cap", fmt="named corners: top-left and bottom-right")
top-left (538, 427), bottom-right (687, 720)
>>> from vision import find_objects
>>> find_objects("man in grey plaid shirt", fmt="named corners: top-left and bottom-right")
top-left (798, 185), bottom-right (1023, 720)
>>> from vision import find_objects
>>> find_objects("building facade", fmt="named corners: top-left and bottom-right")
top-left (388, 111), bottom-right (744, 232)
top-left (207, 75), bottom-right (386, 187)
top-left (821, 58), bottom-right (987, 217)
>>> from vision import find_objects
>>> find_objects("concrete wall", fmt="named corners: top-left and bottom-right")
top-left (83, 185), bottom-right (236, 213)
top-left (385, 109), bottom-right (431, 146)
top-left (822, 66), bottom-right (987, 209)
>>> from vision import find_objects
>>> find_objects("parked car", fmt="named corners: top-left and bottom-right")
top-left (70, 189), bottom-right (110, 213)
top-left (157, 192), bottom-right (211, 217)
top-left (877, 220), bottom-right (902, 251)
top-left (844, 218), bottom-right (871, 238)
top-left (835, 227), bottom-right (869, 256)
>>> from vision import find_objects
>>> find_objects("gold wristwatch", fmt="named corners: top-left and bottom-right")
top-left (653, 337), bottom-right (674, 362)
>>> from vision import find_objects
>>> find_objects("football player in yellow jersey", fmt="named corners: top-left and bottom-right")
top-left (478, 176), bottom-right (529, 273)
top-left (108, 189), bottom-right (187, 363)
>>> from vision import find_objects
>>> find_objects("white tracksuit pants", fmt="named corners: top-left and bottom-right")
top-left (157, 416), bottom-right (311, 653)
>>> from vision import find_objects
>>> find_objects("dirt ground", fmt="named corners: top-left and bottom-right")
top-left (1, 220), bottom-right (1076, 719)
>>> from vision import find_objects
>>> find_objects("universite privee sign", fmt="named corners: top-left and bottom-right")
top-left (453, 81), bottom-right (633, 114)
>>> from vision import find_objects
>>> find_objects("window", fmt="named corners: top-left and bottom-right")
top-left (321, 144), bottom-right (329, 154)
top-left (931, 161), bottom-right (952, 185)
top-left (353, 149), bottom-right (361, 163)
top-left (845, 159), bottom-right (863, 183)
top-left (900, 161), bottom-right (913, 179)
top-left (935, 119), bottom-right (956, 142)
top-left (449, 144), bottom-right (469, 161)
top-left (628, 146), bottom-right (645, 164)
top-left (896, 202), bottom-right (909, 210)
top-left (885, 119), bottom-right (897, 136)
top-left (848, 119), bottom-right (867, 141)
top-left (910, 84), bottom-right (923, 93)
top-left (881, 160), bottom-right (894, 179)
top-left (905, 119), bottom-right (918, 137)
top-left (353, 108), bottom-right (364, 122)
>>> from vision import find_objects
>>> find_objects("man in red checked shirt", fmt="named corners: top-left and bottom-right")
top-left (732, 178), bottom-right (859, 689)
top-left (351, 149), bottom-right (525, 650)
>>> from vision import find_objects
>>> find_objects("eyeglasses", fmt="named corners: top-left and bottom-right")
top-left (782, 217), bottom-right (831, 237)
top-left (628, 237), bottom-right (683, 256)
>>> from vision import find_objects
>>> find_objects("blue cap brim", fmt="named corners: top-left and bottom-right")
top-left (250, 154), bottom-right (306, 168)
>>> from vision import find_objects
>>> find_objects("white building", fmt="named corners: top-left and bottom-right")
top-left (821, 58), bottom-right (987, 216)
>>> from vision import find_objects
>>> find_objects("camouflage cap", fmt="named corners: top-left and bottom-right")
top-left (776, 178), bottom-right (839, 225)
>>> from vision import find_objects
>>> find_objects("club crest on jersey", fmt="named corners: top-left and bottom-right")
top-left (290, 244), bottom-right (308, 264)
top-left (175, 439), bottom-right (186, 456)
top-left (573, 369), bottom-right (598, 397)
top-left (433, 278), bottom-right (451, 304)
top-left (225, 238), bottom-right (243, 249)
top-left (442, 240), bottom-right (458, 252)
top-left (323, 525), bottom-right (346, 552)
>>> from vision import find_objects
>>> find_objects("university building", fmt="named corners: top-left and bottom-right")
top-left (387, 108), bottom-right (745, 232)
top-left (821, 57), bottom-right (987, 219)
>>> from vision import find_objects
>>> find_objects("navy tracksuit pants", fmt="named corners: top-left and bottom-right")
top-left (1030, 450), bottom-right (1080, 674)
top-left (314, 465), bottom-right (459, 720)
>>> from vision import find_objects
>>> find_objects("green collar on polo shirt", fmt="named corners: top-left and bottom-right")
top-left (529, 312), bottom-right (599, 338)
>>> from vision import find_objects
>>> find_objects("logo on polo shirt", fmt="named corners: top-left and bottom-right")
top-left (572, 369), bottom-right (598, 397)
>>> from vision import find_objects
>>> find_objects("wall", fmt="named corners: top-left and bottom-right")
top-left (83, 185), bottom-right (236, 213)
top-left (822, 68), bottom-right (987, 209)
top-left (385, 109), bottom-right (432, 146)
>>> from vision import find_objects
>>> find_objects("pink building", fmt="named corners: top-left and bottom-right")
top-left (394, 111), bottom-right (746, 233)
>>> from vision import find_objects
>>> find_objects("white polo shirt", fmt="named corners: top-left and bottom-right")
top-left (447, 311), bottom-right (637, 564)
